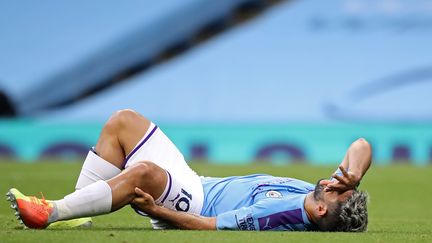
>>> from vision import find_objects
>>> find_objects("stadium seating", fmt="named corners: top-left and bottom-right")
top-left (0, 0), bottom-right (251, 115)
top-left (40, 0), bottom-right (432, 122)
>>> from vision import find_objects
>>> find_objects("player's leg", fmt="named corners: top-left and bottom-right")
top-left (75, 109), bottom-right (151, 190)
top-left (49, 109), bottom-right (152, 228)
top-left (120, 114), bottom-right (204, 229)
top-left (6, 108), bottom-right (201, 228)
top-left (7, 161), bottom-right (168, 229)
top-left (108, 162), bottom-right (167, 211)
top-left (75, 108), bottom-right (199, 197)
top-left (55, 162), bottom-right (168, 221)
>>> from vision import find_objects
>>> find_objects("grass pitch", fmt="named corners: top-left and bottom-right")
top-left (1, 162), bottom-right (431, 243)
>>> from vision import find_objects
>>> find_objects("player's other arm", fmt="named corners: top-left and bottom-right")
top-left (322, 138), bottom-right (372, 192)
top-left (340, 138), bottom-right (372, 180)
top-left (132, 187), bottom-right (216, 230)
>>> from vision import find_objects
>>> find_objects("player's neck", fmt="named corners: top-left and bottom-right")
top-left (304, 192), bottom-right (317, 225)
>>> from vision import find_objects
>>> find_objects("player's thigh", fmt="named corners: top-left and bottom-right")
top-left (132, 168), bottom-right (204, 225)
top-left (125, 124), bottom-right (204, 214)
top-left (124, 124), bottom-right (197, 178)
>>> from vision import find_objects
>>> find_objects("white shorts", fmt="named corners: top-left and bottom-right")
top-left (123, 123), bottom-right (204, 229)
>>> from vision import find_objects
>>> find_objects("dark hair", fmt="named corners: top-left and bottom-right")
top-left (316, 190), bottom-right (369, 232)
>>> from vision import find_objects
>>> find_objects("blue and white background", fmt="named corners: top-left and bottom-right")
top-left (0, 0), bottom-right (431, 164)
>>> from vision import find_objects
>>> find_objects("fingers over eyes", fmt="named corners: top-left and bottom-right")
top-left (326, 183), bottom-right (346, 192)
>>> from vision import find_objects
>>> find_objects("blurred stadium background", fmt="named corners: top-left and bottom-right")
top-left (1, 0), bottom-right (432, 242)
top-left (1, 0), bottom-right (432, 165)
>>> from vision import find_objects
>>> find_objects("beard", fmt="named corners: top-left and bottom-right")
top-left (313, 179), bottom-right (325, 201)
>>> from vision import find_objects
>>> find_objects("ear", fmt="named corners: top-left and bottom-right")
top-left (315, 202), bottom-right (328, 217)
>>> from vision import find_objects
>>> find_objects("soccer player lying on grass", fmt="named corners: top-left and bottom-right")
top-left (6, 109), bottom-right (371, 232)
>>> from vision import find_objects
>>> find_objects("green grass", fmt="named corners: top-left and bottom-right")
top-left (1, 162), bottom-right (431, 242)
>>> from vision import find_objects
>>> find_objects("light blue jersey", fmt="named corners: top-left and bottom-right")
top-left (200, 174), bottom-right (317, 231)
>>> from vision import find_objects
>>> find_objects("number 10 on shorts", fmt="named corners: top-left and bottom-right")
top-left (170, 189), bottom-right (192, 212)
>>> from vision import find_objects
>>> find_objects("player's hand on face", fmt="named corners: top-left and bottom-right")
top-left (131, 187), bottom-right (157, 213)
top-left (320, 165), bottom-right (361, 192)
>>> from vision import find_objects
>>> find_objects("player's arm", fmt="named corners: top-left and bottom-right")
top-left (339, 138), bottom-right (372, 180)
top-left (131, 187), bottom-right (216, 230)
top-left (321, 138), bottom-right (372, 192)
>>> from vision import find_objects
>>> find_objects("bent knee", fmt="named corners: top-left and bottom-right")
top-left (112, 109), bottom-right (141, 127)
top-left (104, 109), bottom-right (146, 132)
top-left (128, 161), bottom-right (161, 180)
top-left (126, 161), bottom-right (167, 199)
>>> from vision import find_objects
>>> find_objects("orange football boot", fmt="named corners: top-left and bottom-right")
top-left (6, 188), bottom-right (53, 229)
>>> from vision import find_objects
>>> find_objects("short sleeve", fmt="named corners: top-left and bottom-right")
top-left (216, 198), bottom-right (307, 231)
top-left (216, 206), bottom-right (256, 230)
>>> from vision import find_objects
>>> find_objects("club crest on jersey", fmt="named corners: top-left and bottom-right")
top-left (266, 190), bottom-right (282, 198)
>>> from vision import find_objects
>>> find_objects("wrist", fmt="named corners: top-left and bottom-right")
top-left (350, 172), bottom-right (362, 185)
top-left (148, 205), bottom-right (162, 216)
